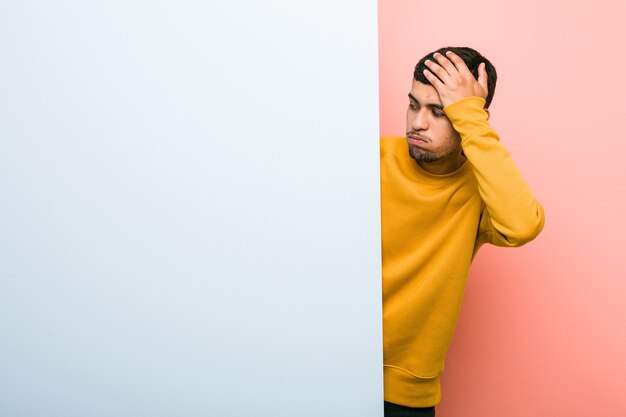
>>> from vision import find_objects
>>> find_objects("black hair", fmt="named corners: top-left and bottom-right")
top-left (413, 46), bottom-right (497, 108)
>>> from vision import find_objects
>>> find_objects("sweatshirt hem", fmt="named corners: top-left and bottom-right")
top-left (383, 365), bottom-right (441, 408)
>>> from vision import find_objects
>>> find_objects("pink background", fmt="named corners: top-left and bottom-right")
top-left (378, 1), bottom-right (626, 415)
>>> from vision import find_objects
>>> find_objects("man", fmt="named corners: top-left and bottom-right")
top-left (381, 47), bottom-right (545, 416)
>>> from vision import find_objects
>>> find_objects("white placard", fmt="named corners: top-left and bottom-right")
top-left (0, 1), bottom-right (382, 416)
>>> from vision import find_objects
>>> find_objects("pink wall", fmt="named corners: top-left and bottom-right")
top-left (378, 1), bottom-right (626, 415)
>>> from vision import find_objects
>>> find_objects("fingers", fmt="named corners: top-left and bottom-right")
top-left (422, 68), bottom-right (446, 91)
top-left (443, 51), bottom-right (474, 78)
top-left (424, 52), bottom-right (472, 86)
top-left (424, 52), bottom-right (468, 78)
top-left (422, 51), bottom-right (489, 105)
top-left (431, 52), bottom-right (458, 79)
top-left (424, 57), bottom-right (452, 85)
top-left (477, 62), bottom-right (489, 95)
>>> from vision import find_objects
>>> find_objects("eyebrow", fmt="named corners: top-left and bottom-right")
top-left (408, 93), bottom-right (444, 111)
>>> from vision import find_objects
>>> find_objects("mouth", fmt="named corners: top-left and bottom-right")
top-left (407, 133), bottom-right (430, 146)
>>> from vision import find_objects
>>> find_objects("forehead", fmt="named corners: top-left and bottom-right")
top-left (409, 80), bottom-right (442, 105)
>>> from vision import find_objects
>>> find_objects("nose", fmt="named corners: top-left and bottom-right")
top-left (410, 109), bottom-right (429, 131)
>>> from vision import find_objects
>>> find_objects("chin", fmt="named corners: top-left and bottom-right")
top-left (409, 146), bottom-right (438, 163)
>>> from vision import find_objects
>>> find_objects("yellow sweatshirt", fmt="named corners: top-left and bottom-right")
top-left (380, 96), bottom-right (545, 407)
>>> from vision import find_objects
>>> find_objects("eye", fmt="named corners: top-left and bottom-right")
top-left (432, 109), bottom-right (445, 118)
top-left (408, 103), bottom-right (419, 110)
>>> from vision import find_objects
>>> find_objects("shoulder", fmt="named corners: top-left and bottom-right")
top-left (380, 136), bottom-right (406, 159)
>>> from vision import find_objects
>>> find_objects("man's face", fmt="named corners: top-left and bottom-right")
top-left (406, 80), bottom-right (462, 168)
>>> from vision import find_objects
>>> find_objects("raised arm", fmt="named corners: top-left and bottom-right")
top-left (423, 51), bottom-right (545, 247)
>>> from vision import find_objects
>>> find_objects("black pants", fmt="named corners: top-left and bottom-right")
top-left (384, 401), bottom-right (435, 417)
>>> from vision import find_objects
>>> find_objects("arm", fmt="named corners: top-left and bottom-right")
top-left (424, 52), bottom-right (544, 247)
top-left (446, 96), bottom-right (544, 247)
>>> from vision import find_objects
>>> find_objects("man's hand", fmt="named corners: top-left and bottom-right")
top-left (423, 51), bottom-right (488, 108)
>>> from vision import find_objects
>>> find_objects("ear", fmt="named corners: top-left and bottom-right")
top-left (484, 108), bottom-right (490, 120)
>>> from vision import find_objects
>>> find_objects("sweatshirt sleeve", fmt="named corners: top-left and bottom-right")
top-left (444, 96), bottom-right (545, 248)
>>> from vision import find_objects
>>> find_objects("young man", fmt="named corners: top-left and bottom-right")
top-left (380, 47), bottom-right (545, 416)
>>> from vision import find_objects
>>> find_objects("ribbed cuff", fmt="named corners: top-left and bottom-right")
top-left (443, 96), bottom-right (493, 141)
top-left (383, 366), bottom-right (441, 407)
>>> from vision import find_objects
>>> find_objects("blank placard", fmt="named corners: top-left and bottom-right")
top-left (0, 1), bottom-right (382, 416)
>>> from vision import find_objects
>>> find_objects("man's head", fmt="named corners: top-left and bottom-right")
top-left (406, 47), bottom-right (497, 174)
top-left (414, 46), bottom-right (497, 108)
